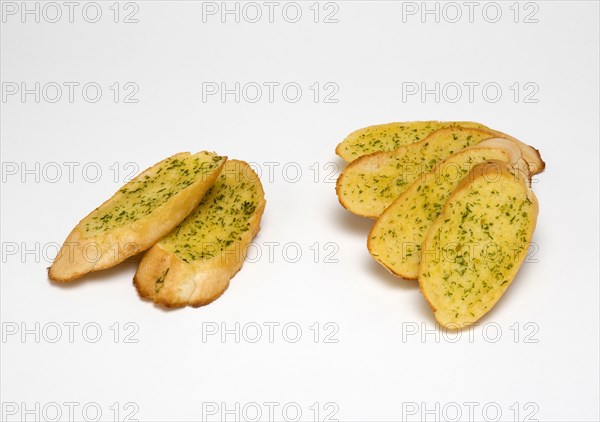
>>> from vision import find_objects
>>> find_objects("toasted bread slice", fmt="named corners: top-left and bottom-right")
top-left (368, 138), bottom-right (529, 280)
top-left (49, 152), bottom-right (227, 282)
top-left (335, 121), bottom-right (490, 162)
top-left (336, 126), bottom-right (542, 218)
top-left (134, 160), bottom-right (266, 308)
top-left (419, 161), bottom-right (539, 329)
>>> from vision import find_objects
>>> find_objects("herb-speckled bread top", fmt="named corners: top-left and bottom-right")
top-left (368, 138), bottom-right (526, 280)
top-left (337, 127), bottom-right (502, 218)
top-left (161, 161), bottom-right (263, 263)
top-left (337, 126), bottom-right (543, 218)
top-left (49, 151), bottom-right (226, 282)
top-left (134, 160), bottom-right (266, 308)
top-left (84, 153), bottom-right (225, 234)
top-left (335, 121), bottom-right (490, 162)
top-left (418, 161), bottom-right (538, 329)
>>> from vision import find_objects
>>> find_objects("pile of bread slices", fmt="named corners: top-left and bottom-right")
top-left (335, 121), bottom-right (544, 329)
top-left (49, 152), bottom-right (266, 308)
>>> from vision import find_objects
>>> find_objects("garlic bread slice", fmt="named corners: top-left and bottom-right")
top-left (369, 138), bottom-right (527, 280)
top-left (336, 127), bottom-right (542, 218)
top-left (49, 152), bottom-right (227, 282)
top-left (335, 121), bottom-right (490, 162)
top-left (134, 160), bottom-right (266, 308)
top-left (419, 161), bottom-right (539, 329)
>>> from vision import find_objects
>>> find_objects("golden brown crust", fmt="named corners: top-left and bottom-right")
top-left (133, 160), bottom-right (266, 308)
top-left (48, 152), bottom-right (226, 282)
top-left (486, 128), bottom-right (545, 175)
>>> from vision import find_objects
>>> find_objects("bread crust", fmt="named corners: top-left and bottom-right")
top-left (133, 160), bottom-right (266, 308)
top-left (48, 152), bottom-right (226, 282)
top-left (418, 160), bottom-right (539, 329)
top-left (485, 129), bottom-right (545, 175)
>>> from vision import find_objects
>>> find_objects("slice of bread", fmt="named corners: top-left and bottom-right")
top-left (419, 161), bottom-right (539, 329)
top-left (368, 138), bottom-right (528, 280)
top-left (134, 160), bottom-right (266, 308)
top-left (48, 152), bottom-right (227, 282)
top-left (335, 121), bottom-right (490, 162)
top-left (336, 127), bottom-right (542, 218)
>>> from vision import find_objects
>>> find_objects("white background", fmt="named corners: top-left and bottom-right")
top-left (1, 1), bottom-right (599, 421)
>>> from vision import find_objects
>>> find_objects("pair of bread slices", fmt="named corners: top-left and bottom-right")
top-left (336, 121), bottom-right (545, 329)
top-left (48, 152), bottom-right (266, 308)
